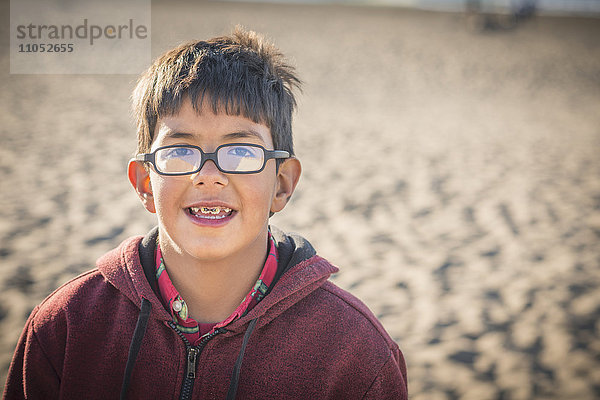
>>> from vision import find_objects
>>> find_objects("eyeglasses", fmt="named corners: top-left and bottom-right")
top-left (136, 143), bottom-right (290, 175)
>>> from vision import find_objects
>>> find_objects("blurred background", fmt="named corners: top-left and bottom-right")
top-left (1, 0), bottom-right (599, 398)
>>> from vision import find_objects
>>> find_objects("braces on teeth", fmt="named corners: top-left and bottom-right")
top-left (190, 206), bottom-right (232, 215)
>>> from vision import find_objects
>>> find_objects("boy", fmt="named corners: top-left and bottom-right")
top-left (4, 28), bottom-right (407, 399)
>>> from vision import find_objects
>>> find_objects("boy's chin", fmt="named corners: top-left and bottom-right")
top-left (158, 221), bottom-right (270, 264)
top-left (188, 244), bottom-right (236, 262)
top-left (176, 236), bottom-right (252, 264)
top-left (175, 237), bottom-right (234, 261)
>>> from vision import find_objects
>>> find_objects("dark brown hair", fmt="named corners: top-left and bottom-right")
top-left (132, 27), bottom-right (301, 156)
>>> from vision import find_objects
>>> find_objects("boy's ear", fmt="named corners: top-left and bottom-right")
top-left (127, 159), bottom-right (156, 214)
top-left (271, 157), bottom-right (301, 214)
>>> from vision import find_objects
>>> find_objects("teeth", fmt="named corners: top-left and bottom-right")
top-left (190, 206), bottom-right (232, 216)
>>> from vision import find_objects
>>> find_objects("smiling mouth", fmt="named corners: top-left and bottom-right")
top-left (188, 206), bottom-right (234, 220)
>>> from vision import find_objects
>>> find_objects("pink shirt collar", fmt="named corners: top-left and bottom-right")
top-left (155, 232), bottom-right (278, 345)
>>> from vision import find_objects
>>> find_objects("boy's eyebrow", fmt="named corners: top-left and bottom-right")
top-left (222, 129), bottom-right (265, 142)
top-left (162, 131), bottom-right (195, 139)
top-left (161, 129), bottom-right (265, 142)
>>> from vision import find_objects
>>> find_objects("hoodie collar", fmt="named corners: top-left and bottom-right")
top-left (97, 226), bottom-right (338, 330)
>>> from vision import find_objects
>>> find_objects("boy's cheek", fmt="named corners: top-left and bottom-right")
top-left (146, 175), bottom-right (179, 213)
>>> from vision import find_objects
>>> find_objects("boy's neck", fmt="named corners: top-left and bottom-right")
top-left (158, 230), bottom-right (269, 324)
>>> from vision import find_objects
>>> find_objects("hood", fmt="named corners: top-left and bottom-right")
top-left (228, 225), bottom-right (338, 333)
top-left (97, 226), bottom-right (339, 400)
top-left (95, 226), bottom-right (339, 327)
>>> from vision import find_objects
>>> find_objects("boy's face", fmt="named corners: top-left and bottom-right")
top-left (128, 99), bottom-right (300, 263)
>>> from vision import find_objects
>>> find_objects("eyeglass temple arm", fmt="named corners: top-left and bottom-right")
top-left (135, 153), bottom-right (152, 162)
top-left (266, 150), bottom-right (290, 159)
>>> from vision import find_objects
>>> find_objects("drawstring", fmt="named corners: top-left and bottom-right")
top-left (120, 299), bottom-right (256, 400)
top-left (120, 297), bottom-right (152, 400)
top-left (226, 317), bottom-right (260, 400)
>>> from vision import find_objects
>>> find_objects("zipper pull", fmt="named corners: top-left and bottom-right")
top-left (187, 348), bottom-right (198, 379)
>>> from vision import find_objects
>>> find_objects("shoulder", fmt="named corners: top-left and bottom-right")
top-left (312, 280), bottom-right (408, 397)
top-left (320, 281), bottom-right (395, 340)
top-left (313, 280), bottom-right (399, 351)
top-left (15, 267), bottom-right (121, 372)
top-left (275, 273), bottom-right (408, 397)
top-left (29, 268), bottom-right (117, 332)
top-left (29, 233), bottom-right (146, 334)
top-left (267, 246), bottom-right (398, 356)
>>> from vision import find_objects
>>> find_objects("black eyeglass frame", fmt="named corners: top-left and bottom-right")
top-left (136, 143), bottom-right (290, 176)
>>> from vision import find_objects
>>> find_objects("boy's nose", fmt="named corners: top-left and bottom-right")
top-left (191, 159), bottom-right (228, 186)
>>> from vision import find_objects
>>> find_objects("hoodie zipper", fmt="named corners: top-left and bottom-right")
top-left (168, 322), bottom-right (223, 400)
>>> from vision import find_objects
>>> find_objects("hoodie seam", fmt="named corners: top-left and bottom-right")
top-left (361, 350), bottom-right (394, 399)
top-left (29, 318), bottom-right (62, 383)
top-left (35, 269), bottom-right (101, 310)
top-left (317, 283), bottom-right (398, 350)
top-left (120, 239), bottom-right (148, 308)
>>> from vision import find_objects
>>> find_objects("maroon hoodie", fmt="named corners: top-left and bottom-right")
top-left (4, 227), bottom-right (407, 399)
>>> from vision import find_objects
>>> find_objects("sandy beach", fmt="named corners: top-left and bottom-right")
top-left (1, 1), bottom-right (599, 398)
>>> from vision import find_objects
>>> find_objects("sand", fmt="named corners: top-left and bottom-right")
top-left (1, 1), bottom-right (599, 398)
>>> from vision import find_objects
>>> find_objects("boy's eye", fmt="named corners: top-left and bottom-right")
top-left (227, 146), bottom-right (258, 158)
top-left (164, 147), bottom-right (194, 159)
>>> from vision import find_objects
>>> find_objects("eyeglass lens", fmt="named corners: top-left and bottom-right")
top-left (154, 145), bottom-right (265, 174)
